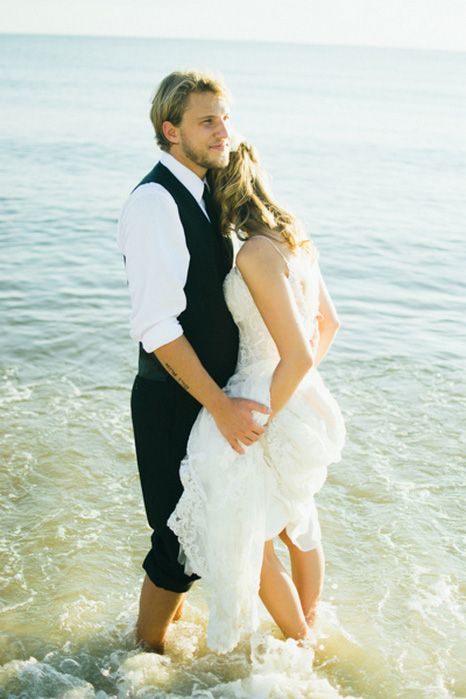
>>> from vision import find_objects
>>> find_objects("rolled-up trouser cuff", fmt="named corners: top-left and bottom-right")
top-left (143, 547), bottom-right (198, 594)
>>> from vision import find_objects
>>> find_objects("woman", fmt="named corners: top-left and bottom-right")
top-left (168, 141), bottom-right (345, 653)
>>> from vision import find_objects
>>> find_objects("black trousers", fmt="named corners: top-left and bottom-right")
top-left (131, 374), bottom-right (202, 593)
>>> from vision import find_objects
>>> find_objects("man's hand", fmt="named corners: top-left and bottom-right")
top-left (209, 395), bottom-right (271, 455)
top-left (154, 336), bottom-right (270, 454)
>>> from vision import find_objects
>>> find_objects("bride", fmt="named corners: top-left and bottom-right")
top-left (168, 141), bottom-right (345, 653)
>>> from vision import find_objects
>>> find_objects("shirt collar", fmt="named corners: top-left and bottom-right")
top-left (160, 151), bottom-right (206, 205)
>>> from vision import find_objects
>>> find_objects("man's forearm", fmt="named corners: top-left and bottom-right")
top-left (154, 334), bottom-right (228, 414)
top-left (154, 334), bottom-right (270, 455)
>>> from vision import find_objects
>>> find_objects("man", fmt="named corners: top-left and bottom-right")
top-left (117, 70), bottom-right (270, 653)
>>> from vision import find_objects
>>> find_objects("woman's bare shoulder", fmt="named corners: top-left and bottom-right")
top-left (236, 235), bottom-right (288, 274)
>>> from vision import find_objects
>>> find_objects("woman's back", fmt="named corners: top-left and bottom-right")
top-left (224, 235), bottom-right (320, 371)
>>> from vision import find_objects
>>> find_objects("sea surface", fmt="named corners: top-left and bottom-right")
top-left (1, 34), bottom-right (465, 699)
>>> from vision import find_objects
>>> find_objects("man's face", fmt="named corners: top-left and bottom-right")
top-left (168, 91), bottom-right (231, 178)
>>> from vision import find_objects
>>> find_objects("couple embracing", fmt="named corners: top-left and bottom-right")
top-left (117, 70), bottom-right (345, 655)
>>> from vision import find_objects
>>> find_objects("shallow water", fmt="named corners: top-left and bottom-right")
top-left (1, 35), bottom-right (465, 698)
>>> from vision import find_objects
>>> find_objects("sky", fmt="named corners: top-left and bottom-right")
top-left (2, 0), bottom-right (466, 52)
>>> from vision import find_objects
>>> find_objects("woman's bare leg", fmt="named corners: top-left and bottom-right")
top-left (259, 540), bottom-right (308, 641)
top-left (279, 529), bottom-right (324, 625)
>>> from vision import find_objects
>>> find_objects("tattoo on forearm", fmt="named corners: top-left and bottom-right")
top-left (164, 363), bottom-right (177, 378)
top-left (164, 363), bottom-right (190, 392)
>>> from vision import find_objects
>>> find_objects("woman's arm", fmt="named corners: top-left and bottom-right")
top-left (312, 266), bottom-right (340, 367)
top-left (236, 239), bottom-right (314, 418)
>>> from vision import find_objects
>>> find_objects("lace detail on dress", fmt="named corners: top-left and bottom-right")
top-left (223, 250), bottom-right (319, 373)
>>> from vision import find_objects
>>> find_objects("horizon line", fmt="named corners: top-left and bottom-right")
top-left (2, 30), bottom-right (465, 55)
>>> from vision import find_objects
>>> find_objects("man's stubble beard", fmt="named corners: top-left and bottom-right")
top-left (180, 132), bottom-right (229, 171)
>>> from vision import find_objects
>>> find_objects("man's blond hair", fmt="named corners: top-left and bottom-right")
top-left (150, 70), bottom-right (230, 152)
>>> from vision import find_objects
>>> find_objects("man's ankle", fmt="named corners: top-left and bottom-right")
top-left (136, 633), bottom-right (165, 654)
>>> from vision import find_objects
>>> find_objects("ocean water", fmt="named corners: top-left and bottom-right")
top-left (1, 34), bottom-right (465, 699)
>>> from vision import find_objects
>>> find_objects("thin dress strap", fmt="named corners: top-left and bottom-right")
top-left (252, 235), bottom-right (290, 276)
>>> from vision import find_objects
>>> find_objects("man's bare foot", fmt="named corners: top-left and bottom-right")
top-left (137, 638), bottom-right (165, 654)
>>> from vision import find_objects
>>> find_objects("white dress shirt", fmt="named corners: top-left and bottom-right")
top-left (117, 152), bottom-right (210, 353)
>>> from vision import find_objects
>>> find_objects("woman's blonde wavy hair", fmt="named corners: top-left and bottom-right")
top-left (210, 141), bottom-right (315, 256)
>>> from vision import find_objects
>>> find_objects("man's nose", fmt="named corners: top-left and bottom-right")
top-left (216, 118), bottom-right (230, 139)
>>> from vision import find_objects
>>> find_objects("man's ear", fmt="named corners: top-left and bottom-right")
top-left (162, 121), bottom-right (179, 145)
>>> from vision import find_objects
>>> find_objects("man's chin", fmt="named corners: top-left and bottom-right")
top-left (208, 152), bottom-right (230, 170)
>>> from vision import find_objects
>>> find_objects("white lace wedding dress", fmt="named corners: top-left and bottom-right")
top-left (168, 241), bottom-right (345, 653)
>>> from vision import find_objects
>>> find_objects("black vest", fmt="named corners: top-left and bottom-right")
top-left (134, 162), bottom-right (239, 389)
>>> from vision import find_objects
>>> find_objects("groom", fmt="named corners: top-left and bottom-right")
top-left (118, 70), bottom-right (270, 652)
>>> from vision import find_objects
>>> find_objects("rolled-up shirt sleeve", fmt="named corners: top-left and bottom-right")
top-left (117, 184), bottom-right (190, 353)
